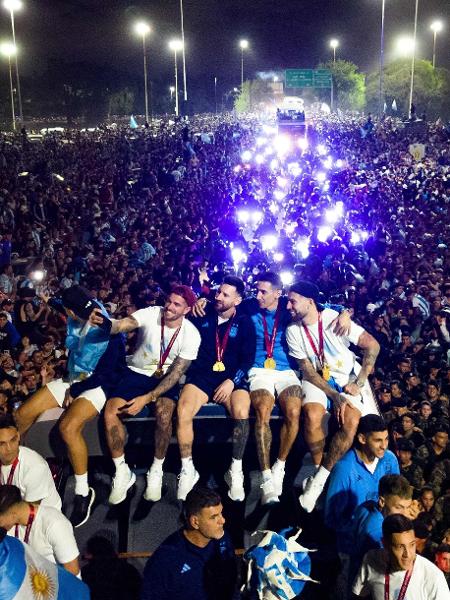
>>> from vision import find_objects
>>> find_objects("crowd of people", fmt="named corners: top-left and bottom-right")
top-left (0, 108), bottom-right (449, 599)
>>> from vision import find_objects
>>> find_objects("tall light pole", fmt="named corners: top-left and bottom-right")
top-left (134, 21), bottom-right (151, 124)
top-left (179, 0), bottom-right (187, 101)
top-left (329, 38), bottom-right (339, 63)
top-left (169, 86), bottom-right (175, 101)
top-left (169, 40), bottom-right (183, 117)
top-left (430, 20), bottom-right (443, 68)
top-left (408, 0), bottom-right (419, 118)
top-left (0, 41), bottom-right (17, 130)
top-left (378, 0), bottom-right (386, 117)
top-left (3, 0), bottom-right (23, 124)
top-left (239, 39), bottom-right (249, 87)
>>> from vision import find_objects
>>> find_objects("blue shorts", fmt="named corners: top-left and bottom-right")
top-left (110, 368), bottom-right (180, 403)
top-left (185, 369), bottom-right (249, 399)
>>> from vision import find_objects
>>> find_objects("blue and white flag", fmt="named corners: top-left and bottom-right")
top-left (129, 115), bottom-right (138, 129)
top-left (0, 534), bottom-right (90, 600)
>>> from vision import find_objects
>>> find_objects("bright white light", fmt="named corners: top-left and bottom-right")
top-left (31, 270), bottom-right (45, 282)
top-left (360, 230), bottom-right (369, 240)
top-left (350, 231), bottom-right (361, 244)
top-left (274, 189), bottom-right (286, 201)
top-left (261, 234), bottom-right (278, 251)
top-left (251, 211), bottom-right (263, 224)
top-left (274, 135), bottom-right (292, 155)
top-left (231, 248), bottom-right (246, 263)
top-left (135, 22), bottom-right (151, 36)
top-left (270, 158), bottom-right (279, 170)
top-left (262, 124), bottom-right (277, 135)
top-left (233, 165), bottom-right (241, 173)
top-left (316, 172), bottom-right (327, 183)
top-left (317, 144), bottom-right (327, 156)
top-left (3, 0), bottom-right (22, 11)
top-left (396, 36), bottom-right (415, 57)
top-left (0, 41), bottom-right (16, 57)
top-left (273, 252), bottom-right (284, 263)
top-left (277, 176), bottom-right (288, 188)
top-left (297, 137), bottom-right (308, 151)
top-left (169, 39), bottom-right (183, 52)
top-left (285, 222), bottom-right (297, 234)
top-left (255, 154), bottom-right (265, 165)
top-left (263, 145), bottom-right (274, 156)
top-left (329, 38), bottom-right (339, 50)
top-left (241, 150), bottom-right (252, 162)
top-left (335, 201), bottom-right (344, 215)
top-left (256, 136), bottom-right (267, 147)
top-left (323, 156), bottom-right (333, 170)
top-left (269, 203), bottom-right (278, 214)
top-left (335, 159), bottom-right (344, 168)
top-left (325, 208), bottom-right (339, 224)
top-left (237, 210), bottom-right (249, 223)
top-left (296, 238), bottom-right (310, 258)
top-left (280, 271), bottom-right (294, 286)
top-left (430, 21), bottom-right (443, 34)
top-left (318, 226), bottom-right (332, 243)
top-left (239, 39), bottom-right (249, 50)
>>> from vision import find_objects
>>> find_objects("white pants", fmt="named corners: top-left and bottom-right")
top-left (46, 378), bottom-right (107, 413)
top-left (302, 379), bottom-right (379, 416)
top-left (248, 368), bottom-right (301, 397)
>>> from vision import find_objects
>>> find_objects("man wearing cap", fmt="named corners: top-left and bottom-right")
top-left (91, 286), bottom-right (201, 506)
top-left (15, 285), bottom-right (127, 528)
top-left (286, 280), bottom-right (381, 512)
top-left (397, 438), bottom-right (424, 491)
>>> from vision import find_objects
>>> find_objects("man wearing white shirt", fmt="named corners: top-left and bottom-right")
top-left (0, 413), bottom-right (61, 511)
top-left (0, 485), bottom-right (80, 577)
top-left (285, 281), bottom-right (380, 512)
top-left (91, 285), bottom-right (201, 505)
top-left (353, 513), bottom-right (450, 599)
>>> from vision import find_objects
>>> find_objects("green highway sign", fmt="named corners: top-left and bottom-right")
top-left (285, 69), bottom-right (332, 88)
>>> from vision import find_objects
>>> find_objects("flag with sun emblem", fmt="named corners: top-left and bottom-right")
top-left (0, 533), bottom-right (89, 600)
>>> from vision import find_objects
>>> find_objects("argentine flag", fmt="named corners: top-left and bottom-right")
top-left (0, 534), bottom-right (90, 600)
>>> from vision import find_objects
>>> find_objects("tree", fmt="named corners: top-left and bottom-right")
top-left (107, 88), bottom-right (135, 116)
top-left (366, 59), bottom-right (450, 118)
top-left (234, 79), bottom-right (273, 113)
top-left (317, 60), bottom-right (366, 111)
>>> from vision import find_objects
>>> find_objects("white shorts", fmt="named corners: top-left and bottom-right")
top-left (46, 378), bottom-right (107, 413)
top-left (302, 379), bottom-right (379, 416)
top-left (248, 367), bottom-right (302, 397)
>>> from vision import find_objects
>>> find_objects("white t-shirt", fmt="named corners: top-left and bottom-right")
top-left (353, 550), bottom-right (450, 599)
top-left (8, 505), bottom-right (79, 566)
top-left (128, 306), bottom-right (201, 377)
top-left (0, 446), bottom-right (62, 511)
top-left (285, 308), bottom-right (365, 387)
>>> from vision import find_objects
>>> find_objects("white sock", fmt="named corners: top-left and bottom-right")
top-left (230, 458), bottom-right (242, 472)
top-left (181, 457), bottom-right (194, 471)
top-left (113, 455), bottom-right (126, 471)
top-left (74, 473), bottom-right (89, 497)
top-left (274, 459), bottom-right (286, 470)
top-left (314, 465), bottom-right (330, 486)
top-left (150, 457), bottom-right (165, 472)
top-left (262, 469), bottom-right (272, 481)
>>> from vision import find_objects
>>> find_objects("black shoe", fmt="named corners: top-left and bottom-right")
top-left (70, 488), bottom-right (95, 528)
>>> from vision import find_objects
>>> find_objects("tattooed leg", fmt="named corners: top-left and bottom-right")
top-left (251, 389), bottom-right (275, 471)
top-left (154, 397), bottom-right (176, 460)
top-left (277, 385), bottom-right (302, 461)
top-left (104, 397), bottom-right (128, 458)
top-left (302, 402), bottom-right (327, 466)
top-left (177, 384), bottom-right (208, 458)
top-left (323, 404), bottom-right (360, 471)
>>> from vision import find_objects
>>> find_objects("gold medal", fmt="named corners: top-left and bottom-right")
top-left (154, 368), bottom-right (164, 378)
top-left (322, 363), bottom-right (331, 382)
top-left (212, 361), bottom-right (226, 372)
top-left (264, 357), bottom-right (276, 369)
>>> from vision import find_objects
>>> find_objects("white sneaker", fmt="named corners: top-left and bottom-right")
top-left (143, 469), bottom-right (163, 502)
top-left (177, 467), bottom-right (199, 501)
top-left (260, 477), bottom-right (279, 505)
top-left (224, 469), bottom-right (245, 502)
top-left (109, 464), bottom-right (136, 505)
top-left (299, 475), bottom-right (325, 513)
top-left (271, 463), bottom-right (285, 497)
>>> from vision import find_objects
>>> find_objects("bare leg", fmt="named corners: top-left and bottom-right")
top-left (303, 403), bottom-right (327, 466)
top-left (59, 398), bottom-right (98, 475)
top-left (15, 386), bottom-right (59, 434)
top-left (251, 390), bottom-right (275, 471)
top-left (177, 384), bottom-right (208, 459)
top-left (277, 386), bottom-right (302, 461)
top-left (230, 390), bottom-right (251, 460)
top-left (104, 397), bottom-right (129, 458)
top-left (154, 397), bottom-right (176, 460)
top-left (323, 404), bottom-right (360, 471)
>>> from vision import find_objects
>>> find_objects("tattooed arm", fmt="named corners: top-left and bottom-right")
top-left (89, 308), bottom-right (139, 335)
top-left (151, 356), bottom-right (192, 400)
top-left (299, 358), bottom-right (341, 403)
top-left (354, 331), bottom-right (380, 387)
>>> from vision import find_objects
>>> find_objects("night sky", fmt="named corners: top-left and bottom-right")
top-left (1, 0), bottom-right (449, 92)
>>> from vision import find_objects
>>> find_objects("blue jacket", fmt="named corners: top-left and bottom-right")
top-left (0, 321), bottom-right (20, 351)
top-left (141, 530), bottom-right (236, 600)
top-left (324, 448), bottom-right (399, 554)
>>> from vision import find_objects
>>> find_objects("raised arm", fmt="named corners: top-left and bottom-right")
top-left (89, 307), bottom-right (139, 334)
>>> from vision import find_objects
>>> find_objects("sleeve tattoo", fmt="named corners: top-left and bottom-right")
top-left (356, 331), bottom-right (380, 384)
top-left (152, 356), bottom-right (192, 398)
top-left (298, 358), bottom-right (340, 401)
top-left (111, 315), bottom-right (139, 334)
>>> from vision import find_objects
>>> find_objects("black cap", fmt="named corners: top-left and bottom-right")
top-left (61, 286), bottom-right (101, 321)
top-left (397, 438), bottom-right (415, 452)
top-left (392, 397), bottom-right (408, 408)
top-left (289, 281), bottom-right (320, 303)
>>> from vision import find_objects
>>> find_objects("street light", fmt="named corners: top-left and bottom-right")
top-left (378, 0), bottom-right (386, 117)
top-left (179, 0), bottom-right (187, 102)
top-left (396, 35), bottom-right (415, 56)
top-left (169, 86), bottom-right (175, 100)
top-left (329, 38), bottom-right (339, 63)
top-left (239, 39), bottom-right (249, 87)
top-left (408, 0), bottom-right (419, 118)
top-left (3, 0), bottom-right (23, 123)
top-left (134, 21), bottom-right (151, 124)
top-left (169, 39), bottom-right (183, 116)
top-left (430, 20), bottom-right (443, 68)
top-left (0, 41), bottom-right (17, 130)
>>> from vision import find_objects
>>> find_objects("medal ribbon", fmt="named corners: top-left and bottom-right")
top-left (158, 313), bottom-right (182, 372)
top-left (302, 312), bottom-right (325, 368)
top-left (15, 504), bottom-right (36, 544)
top-left (215, 313), bottom-right (235, 364)
top-left (1, 456), bottom-right (18, 486)
top-left (262, 307), bottom-right (280, 360)
top-left (384, 564), bottom-right (413, 600)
